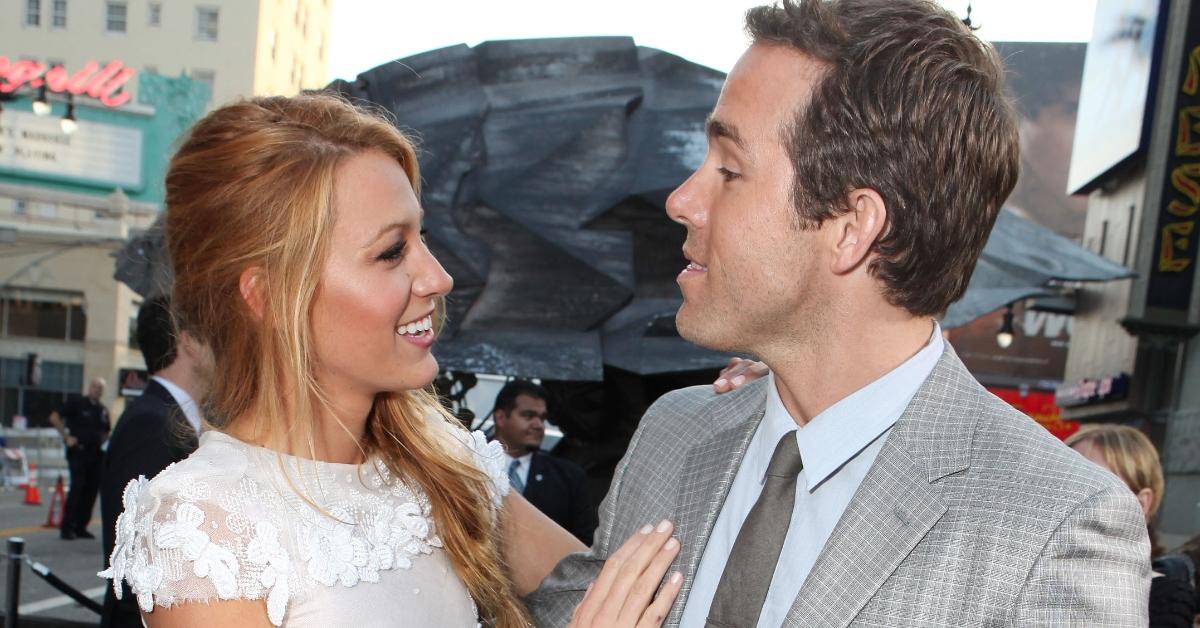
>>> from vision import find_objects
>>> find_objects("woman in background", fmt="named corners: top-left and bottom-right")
top-left (1066, 424), bottom-right (1196, 628)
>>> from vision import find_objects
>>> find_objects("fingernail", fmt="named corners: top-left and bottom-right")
top-left (664, 538), bottom-right (678, 551)
top-left (640, 524), bottom-right (653, 534)
top-left (732, 375), bottom-right (745, 386)
top-left (670, 572), bottom-right (683, 584)
top-left (715, 379), bottom-right (727, 388)
top-left (656, 519), bottom-right (671, 533)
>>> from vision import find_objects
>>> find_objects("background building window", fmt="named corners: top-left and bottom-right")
top-left (25, 0), bottom-right (41, 27)
top-left (196, 6), bottom-right (219, 41)
top-left (1, 291), bottom-right (87, 342)
top-left (105, 1), bottom-right (127, 33)
top-left (128, 300), bottom-right (141, 349)
top-left (51, 0), bottom-right (66, 28)
top-left (0, 358), bottom-right (84, 427)
top-left (147, 1), bottom-right (160, 27)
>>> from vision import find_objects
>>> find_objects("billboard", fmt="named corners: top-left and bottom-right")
top-left (1066, 0), bottom-right (1164, 194)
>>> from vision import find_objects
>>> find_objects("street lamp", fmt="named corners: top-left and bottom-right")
top-left (996, 304), bottom-right (1015, 349)
top-left (60, 96), bottom-right (78, 135)
top-left (32, 85), bottom-right (51, 116)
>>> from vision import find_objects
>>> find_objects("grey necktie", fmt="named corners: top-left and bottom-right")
top-left (508, 459), bottom-right (525, 494)
top-left (706, 431), bottom-right (803, 628)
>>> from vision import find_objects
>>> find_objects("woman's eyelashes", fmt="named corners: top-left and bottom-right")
top-left (377, 240), bottom-right (407, 262)
top-left (717, 166), bottom-right (741, 182)
top-left (377, 228), bottom-right (427, 262)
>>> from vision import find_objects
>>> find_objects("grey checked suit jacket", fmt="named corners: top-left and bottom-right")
top-left (526, 345), bottom-right (1150, 627)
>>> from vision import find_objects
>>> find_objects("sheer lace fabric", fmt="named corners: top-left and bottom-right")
top-left (100, 426), bottom-right (509, 626)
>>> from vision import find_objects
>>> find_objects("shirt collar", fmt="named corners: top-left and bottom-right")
top-left (506, 451), bottom-right (533, 466)
top-left (151, 375), bottom-right (202, 435)
top-left (759, 321), bottom-right (945, 491)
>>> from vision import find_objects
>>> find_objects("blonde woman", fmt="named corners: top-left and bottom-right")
top-left (1066, 424), bottom-right (1195, 627)
top-left (101, 95), bottom-right (679, 627)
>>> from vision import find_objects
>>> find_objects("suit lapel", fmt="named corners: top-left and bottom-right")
top-left (784, 345), bottom-right (979, 627)
top-left (524, 452), bottom-right (544, 499)
top-left (785, 439), bottom-right (946, 627)
top-left (668, 407), bottom-right (764, 626)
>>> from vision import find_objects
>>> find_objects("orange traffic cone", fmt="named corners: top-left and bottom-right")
top-left (23, 463), bottom-right (41, 505)
top-left (43, 475), bottom-right (65, 527)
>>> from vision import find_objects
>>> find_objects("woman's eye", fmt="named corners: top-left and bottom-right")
top-left (717, 166), bottom-right (741, 182)
top-left (377, 241), bottom-right (407, 262)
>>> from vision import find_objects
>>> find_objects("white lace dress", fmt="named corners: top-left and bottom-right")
top-left (100, 427), bottom-right (509, 627)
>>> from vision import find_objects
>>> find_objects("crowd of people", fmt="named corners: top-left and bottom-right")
top-left (32, 0), bottom-right (1198, 626)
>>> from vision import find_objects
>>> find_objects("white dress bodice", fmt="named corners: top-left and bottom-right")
top-left (100, 425), bottom-right (509, 627)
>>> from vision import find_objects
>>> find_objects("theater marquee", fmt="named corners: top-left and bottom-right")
top-left (0, 110), bottom-right (143, 189)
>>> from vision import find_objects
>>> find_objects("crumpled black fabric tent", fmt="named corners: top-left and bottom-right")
top-left (114, 36), bottom-right (1131, 380)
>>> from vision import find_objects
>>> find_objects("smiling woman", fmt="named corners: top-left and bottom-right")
top-left (96, 94), bottom-right (558, 628)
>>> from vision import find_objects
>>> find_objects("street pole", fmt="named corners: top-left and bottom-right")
top-left (5, 536), bottom-right (23, 628)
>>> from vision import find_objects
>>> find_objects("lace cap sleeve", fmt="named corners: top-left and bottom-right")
top-left (99, 469), bottom-right (292, 625)
top-left (446, 426), bottom-right (510, 508)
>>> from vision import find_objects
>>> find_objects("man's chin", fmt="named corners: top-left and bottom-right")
top-left (676, 312), bottom-right (740, 353)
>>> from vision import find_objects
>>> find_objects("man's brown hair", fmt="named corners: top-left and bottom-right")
top-left (746, 0), bottom-right (1020, 316)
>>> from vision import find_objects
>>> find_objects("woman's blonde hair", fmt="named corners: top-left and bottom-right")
top-left (1065, 424), bottom-right (1165, 555)
top-left (164, 94), bottom-right (526, 626)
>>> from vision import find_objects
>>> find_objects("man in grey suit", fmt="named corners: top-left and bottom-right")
top-left (528, 0), bottom-right (1151, 625)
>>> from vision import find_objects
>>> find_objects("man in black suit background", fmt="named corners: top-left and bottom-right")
top-left (493, 380), bottom-right (597, 545)
top-left (99, 296), bottom-right (210, 628)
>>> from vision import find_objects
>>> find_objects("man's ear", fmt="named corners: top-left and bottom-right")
top-left (239, 267), bottom-right (267, 321)
top-left (831, 188), bottom-right (888, 275)
top-left (493, 409), bottom-right (508, 428)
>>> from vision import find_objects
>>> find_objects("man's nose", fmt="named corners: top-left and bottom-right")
top-left (665, 169), bottom-right (709, 229)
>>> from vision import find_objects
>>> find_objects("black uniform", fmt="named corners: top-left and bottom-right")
top-left (521, 451), bottom-right (598, 545)
top-left (59, 395), bottom-right (110, 539)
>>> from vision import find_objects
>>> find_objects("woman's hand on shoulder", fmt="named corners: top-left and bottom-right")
top-left (712, 357), bottom-right (769, 394)
top-left (143, 599), bottom-right (273, 628)
top-left (569, 520), bottom-right (682, 628)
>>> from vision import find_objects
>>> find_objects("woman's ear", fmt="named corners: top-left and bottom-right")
top-left (1135, 487), bottom-right (1155, 519)
top-left (239, 267), bottom-right (267, 321)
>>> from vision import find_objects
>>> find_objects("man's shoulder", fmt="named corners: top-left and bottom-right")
top-left (536, 451), bottom-right (587, 478)
top-left (956, 388), bottom-right (1128, 501)
top-left (641, 377), bottom-right (768, 432)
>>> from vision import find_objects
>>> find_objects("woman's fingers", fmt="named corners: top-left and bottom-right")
top-left (617, 530), bottom-right (681, 625)
top-left (590, 521), bottom-right (675, 626)
top-left (636, 571), bottom-right (683, 628)
top-left (570, 520), bottom-right (677, 627)
top-left (713, 358), bottom-right (770, 393)
top-left (571, 521), bottom-right (658, 627)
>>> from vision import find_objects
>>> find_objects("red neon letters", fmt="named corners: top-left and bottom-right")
top-left (0, 57), bottom-right (136, 107)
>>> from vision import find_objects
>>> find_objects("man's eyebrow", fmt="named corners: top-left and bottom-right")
top-left (706, 115), bottom-right (747, 153)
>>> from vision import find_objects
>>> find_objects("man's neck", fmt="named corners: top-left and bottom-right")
top-left (501, 442), bottom-right (532, 458)
top-left (154, 362), bottom-right (198, 402)
top-left (762, 315), bottom-right (935, 426)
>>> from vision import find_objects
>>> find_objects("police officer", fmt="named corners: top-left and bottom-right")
top-left (49, 377), bottom-right (111, 540)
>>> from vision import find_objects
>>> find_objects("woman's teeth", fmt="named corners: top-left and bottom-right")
top-left (396, 315), bottom-right (433, 336)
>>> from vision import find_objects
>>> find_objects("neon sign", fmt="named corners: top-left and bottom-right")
top-left (1147, 16), bottom-right (1200, 313)
top-left (0, 57), bottom-right (136, 108)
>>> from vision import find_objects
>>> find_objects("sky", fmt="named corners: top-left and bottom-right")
top-left (327, 0), bottom-right (1098, 83)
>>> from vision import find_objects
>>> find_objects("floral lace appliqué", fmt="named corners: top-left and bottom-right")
top-left (101, 427), bottom-right (503, 627)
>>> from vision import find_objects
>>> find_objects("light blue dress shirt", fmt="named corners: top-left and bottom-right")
top-left (679, 324), bottom-right (945, 628)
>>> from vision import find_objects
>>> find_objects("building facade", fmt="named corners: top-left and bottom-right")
top-left (1061, 0), bottom-right (1200, 536)
top-left (0, 73), bottom-right (208, 424)
top-left (3, 0), bottom-right (330, 106)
